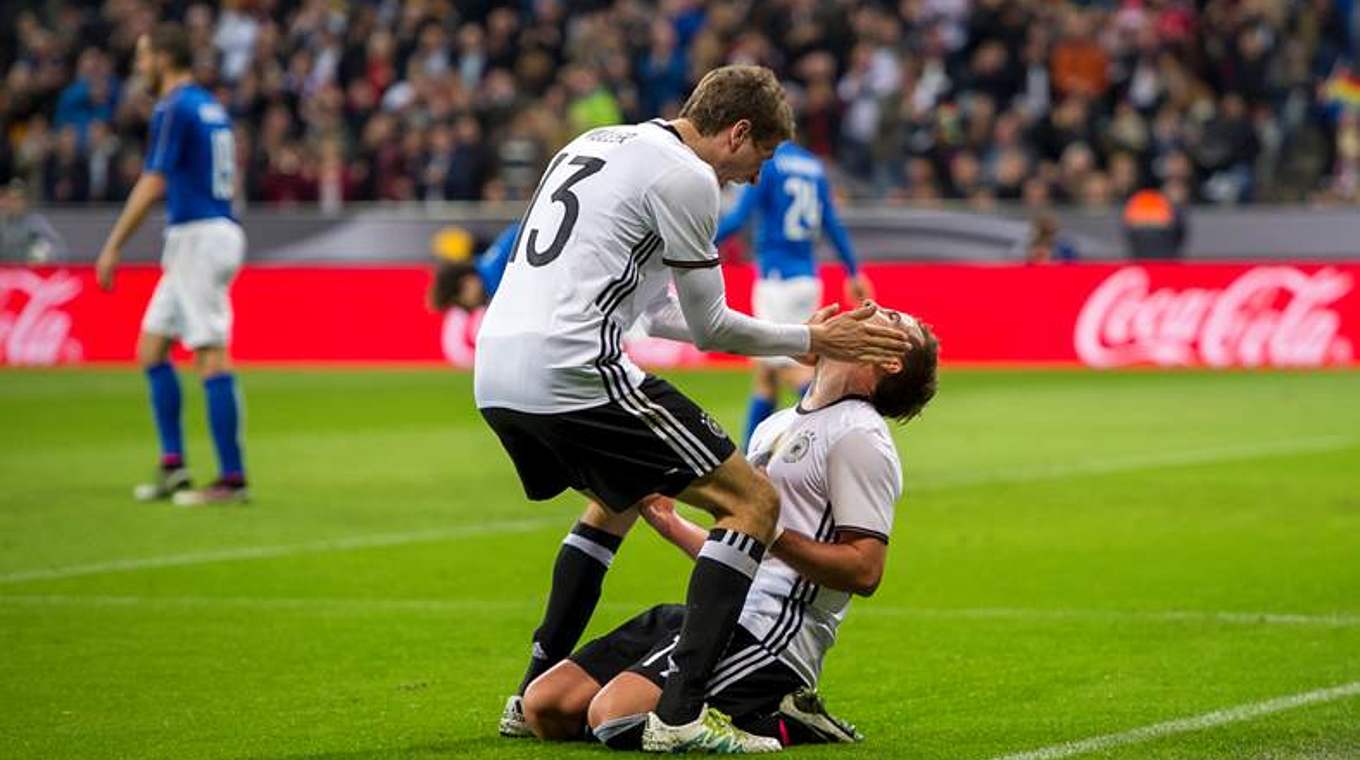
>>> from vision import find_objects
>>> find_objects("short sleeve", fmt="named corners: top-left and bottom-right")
top-left (827, 428), bottom-right (901, 543)
top-left (647, 165), bottom-right (721, 269)
top-left (144, 101), bottom-right (187, 173)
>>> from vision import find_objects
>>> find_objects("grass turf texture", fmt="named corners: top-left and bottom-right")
top-left (1, 367), bottom-right (1357, 760)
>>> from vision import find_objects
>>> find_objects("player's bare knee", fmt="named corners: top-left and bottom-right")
top-left (586, 688), bottom-right (628, 731)
top-left (522, 684), bottom-right (574, 740)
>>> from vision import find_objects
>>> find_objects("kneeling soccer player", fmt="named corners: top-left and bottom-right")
top-left (520, 309), bottom-right (938, 751)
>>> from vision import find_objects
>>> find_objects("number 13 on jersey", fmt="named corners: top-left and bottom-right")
top-left (512, 154), bottom-right (608, 267)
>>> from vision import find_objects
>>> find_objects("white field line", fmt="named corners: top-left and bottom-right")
top-left (986, 680), bottom-right (1360, 760)
top-left (856, 605), bottom-right (1360, 628)
top-left (911, 435), bottom-right (1355, 492)
top-left (1, 435), bottom-right (1352, 586)
top-left (0, 517), bottom-right (563, 585)
top-left (1, 594), bottom-right (1357, 629)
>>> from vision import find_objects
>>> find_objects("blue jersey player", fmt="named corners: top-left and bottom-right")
top-left (96, 24), bottom-right (248, 506)
top-left (714, 141), bottom-right (873, 445)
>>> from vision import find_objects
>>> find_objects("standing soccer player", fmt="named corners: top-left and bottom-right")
top-left (95, 24), bottom-right (248, 506)
top-left (715, 141), bottom-right (873, 447)
top-left (476, 65), bottom-right (907, 752)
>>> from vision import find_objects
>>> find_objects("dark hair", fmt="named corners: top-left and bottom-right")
top-left (427, 261), bottom-right (482, 311)
top-left (872, 320), bottom-right (939, 423)
top-left (150, 23), bottom-right (194, 71)
top-left (679, 65), bottom-right (795, 147)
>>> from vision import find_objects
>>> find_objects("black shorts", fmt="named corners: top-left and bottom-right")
top-left (570, 604), bottom-right (807, 720)
top-left (480, 376), bottom-right (737, 512)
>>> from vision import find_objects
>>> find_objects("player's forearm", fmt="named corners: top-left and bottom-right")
top-left (640, 296), bottom-right (693, 342)
top-left (770, 529), bottom-right (882, 596)
top-left (671, 266), bottom-right (810, 356)
top-left (103, 174), bottom-right (166, 253)
top-left (653, 512), bottom-right (707, 560)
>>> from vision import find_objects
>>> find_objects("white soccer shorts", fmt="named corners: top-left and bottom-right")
top-left (141, 218), bottom-right (245, 349)
top-left (751, 275), bottom-right (822, 367)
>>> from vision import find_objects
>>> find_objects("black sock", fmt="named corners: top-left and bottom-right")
top-left (654, 528), bottom-right (765, 725)
top-left (517, 521), bottom-right (623, 695)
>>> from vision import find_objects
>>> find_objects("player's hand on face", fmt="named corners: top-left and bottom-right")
top-left (808, 300), bottom-right (910, 364)
top-left (845, 273), bottom-right (874, 304)
top-left (95, 246), bottom-right (119, 292)
top-left (793, 303), bottom-right (840, 365)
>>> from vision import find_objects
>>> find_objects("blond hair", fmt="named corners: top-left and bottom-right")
top-left (680, 65), bottom-right (795, 146)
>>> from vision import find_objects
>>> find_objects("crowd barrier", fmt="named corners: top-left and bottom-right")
top-left (2, 262), bottom-right (1355, 368)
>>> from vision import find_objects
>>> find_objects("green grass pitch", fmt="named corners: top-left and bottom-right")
top-left (1, 367), bottom-right (1358, 759)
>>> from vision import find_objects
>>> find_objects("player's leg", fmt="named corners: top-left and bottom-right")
top-left (520, 660), bottom-right (602, 740)
top-left (133, 326), bottom-right (192, 501)
top-left (514, 501), bottom-right (636, 698)
top-left (522, 603), bottom-right (683, 742)
top-left (173, 221), bottom-right (248, 506)
top-left (644, 452), bottom-right (781, 749)
top-left (743, 277), bottom-right (780, 446)
top-left (595, 611), bottom-right (780, 753)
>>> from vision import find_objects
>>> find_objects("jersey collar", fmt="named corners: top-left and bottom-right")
top-left (795, 394), bottom-right (873, 415)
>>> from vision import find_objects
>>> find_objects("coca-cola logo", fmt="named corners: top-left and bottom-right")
top-left (0, 269), bottom-right (83, 366)
top-left (440, 305), bottom-right (485, 367)
top-left (1075, 266), bottom-right (1354, 368)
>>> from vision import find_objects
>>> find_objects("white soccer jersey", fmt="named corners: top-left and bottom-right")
top-left (474, 121), bottom-right (722, 413)
top-left (712, 398), bottom-right (902, 692)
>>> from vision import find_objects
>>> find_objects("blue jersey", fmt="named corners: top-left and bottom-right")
top-left (477, 221), bottom-right (519, 299)
top-left (145, 84), bottom-right (235, 226)
top-left (714, 142), bottom-right (857, 280)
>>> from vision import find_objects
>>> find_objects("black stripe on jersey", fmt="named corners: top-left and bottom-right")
top-left (662, 257), bottom-right (721, 269)
top-left (595, 232), bottom-right (658, 312)
top-left (834, 526), bottom-right (890, 544)
top-left (763, 503), bottom-right (837, 656)
top-left (595, 319), bottom-right (718, 474)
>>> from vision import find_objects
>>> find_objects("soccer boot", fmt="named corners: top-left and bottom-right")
top-left (133, 466), bottom-right (192, 502)
top-left (641, 705), bottom-right (782, 753)
top-left (498, 695), bottom-right (533, 738)
top-left (173, 479), bottom-right (249, 507)
top-left (776, 688), bottom-right (864, 743)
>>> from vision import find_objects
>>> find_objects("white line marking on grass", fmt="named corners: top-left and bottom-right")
top-left (913, 435), bottom-right (1355, 492)
top-left (2, 595), bottom-right (1357, 628)
top-left (3, 436), bottom-right (1351, 584)
top-left (858, 606), bottom-right (1360, 628)
top-left (0, 517), bottom-right (563, 585)
top-left (986, 680), bottom-right (1360, 760)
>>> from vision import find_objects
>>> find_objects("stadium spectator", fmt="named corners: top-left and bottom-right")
top-left (0, 178), bottom-right (65, 262)
top-left (0, 0), bottom-right (1355, 209)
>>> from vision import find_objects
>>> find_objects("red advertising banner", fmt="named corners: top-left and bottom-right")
top-left (1, 263), bottom-right (1356, 368)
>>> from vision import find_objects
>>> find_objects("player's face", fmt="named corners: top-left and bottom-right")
top-left (871, 307), bottom-right (920, 375)
top-left (716, 122), bottom-right (776, 185)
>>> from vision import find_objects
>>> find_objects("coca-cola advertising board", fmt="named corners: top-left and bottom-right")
top-left (1, 263), bottom-right (1356, 368)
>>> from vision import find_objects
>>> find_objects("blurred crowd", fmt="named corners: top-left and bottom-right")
top-left (2, 0), bottom-right (1360, 212)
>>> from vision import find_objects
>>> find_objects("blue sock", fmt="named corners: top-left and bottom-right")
top-left (145, 362), bottom-right (183, 467)
top-left (744, 395), bottom-right (776, 449)
top-left (204, 374), bottom-right (245, 483)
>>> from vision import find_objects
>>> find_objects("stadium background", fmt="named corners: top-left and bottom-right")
top-left (1, 1), bottom-right (1358, 759)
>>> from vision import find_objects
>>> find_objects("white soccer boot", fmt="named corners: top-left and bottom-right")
top-left (641, 705), bottom-right (781, 753)
top-left (133, 466), bottom-right (192, 501)
top-left (498, 695), bottom-right (533, 738)
top-left (776, 688), bottom-right (864, 743)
